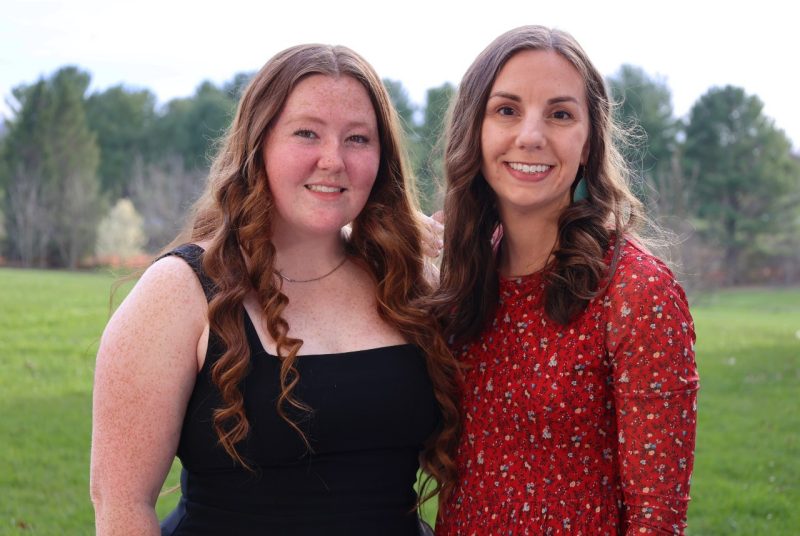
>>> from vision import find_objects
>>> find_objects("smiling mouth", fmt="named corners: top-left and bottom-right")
top-left (507, 163), bottom-right (551, 174)
top-left (305, 185), bottom-right (346, 193)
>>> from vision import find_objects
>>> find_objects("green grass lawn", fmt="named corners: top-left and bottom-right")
top-left (0, 268), bottom-right (797, 534)
top-left (686, 289), bottom-right (799, 535)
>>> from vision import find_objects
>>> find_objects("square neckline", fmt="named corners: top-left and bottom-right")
top-left (241, 310), bottom-right (415, 360)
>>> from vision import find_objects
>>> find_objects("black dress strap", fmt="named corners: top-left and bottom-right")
top-left (157, 243), bottom-right (216, 302)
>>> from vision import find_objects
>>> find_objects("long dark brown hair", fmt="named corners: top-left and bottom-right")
top-left (431, 25), bottom-right (645, 342)
top-left (166, 44), bottom-right (460, 502)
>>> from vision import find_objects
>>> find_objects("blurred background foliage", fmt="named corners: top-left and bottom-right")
top-left (0, 64), bottom-right (798, 289)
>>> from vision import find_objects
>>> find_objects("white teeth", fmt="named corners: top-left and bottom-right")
top-left (509, 163), bottom-right (549, 174)
top-left (306, 185), bottom-right (344, 193)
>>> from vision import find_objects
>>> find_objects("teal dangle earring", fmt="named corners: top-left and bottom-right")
top-left (572, 166), bottom-right (588, 202)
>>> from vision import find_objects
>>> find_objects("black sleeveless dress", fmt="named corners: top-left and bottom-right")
top-left (159, 244), bottom-right (440, 535)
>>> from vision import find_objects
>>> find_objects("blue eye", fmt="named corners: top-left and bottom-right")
top-left (348, 134), bottom-right (369, 144)
top-left (294, 129), bottom-right (317, 139)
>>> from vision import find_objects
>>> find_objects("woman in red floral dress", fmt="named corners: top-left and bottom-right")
top-left (431, 26), bottom-right (699, 535)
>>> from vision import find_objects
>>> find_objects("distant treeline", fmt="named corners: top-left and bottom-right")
top-left (0, 65), bottom-right (798, 287)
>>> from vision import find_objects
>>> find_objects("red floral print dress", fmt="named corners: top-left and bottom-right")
top-left (437, 240), bottom-right (699, 535)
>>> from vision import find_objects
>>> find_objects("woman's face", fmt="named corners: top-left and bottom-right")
top-left (264, 74), bottom-right (380, 240)
top-left (480, 49), bottom-right (590, 223)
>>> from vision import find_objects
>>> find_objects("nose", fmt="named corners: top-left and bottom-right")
top-left (516, 114), bottom-right (546, 150)
top-left (317, 141), bottom-right (345, 172)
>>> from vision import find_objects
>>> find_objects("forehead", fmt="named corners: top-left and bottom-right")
top-left (491, 49), bottom-right (585, 97)
top-left (281, 74), bottom-right (377, 121)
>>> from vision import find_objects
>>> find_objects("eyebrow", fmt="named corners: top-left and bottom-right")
top-left (487, 91), bottom-right (580, 105)
top-left (284, 115), bottom-right (375, 130)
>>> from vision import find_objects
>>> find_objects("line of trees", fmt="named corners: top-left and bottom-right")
top-left (607, 66), bottom-right (800, 286)
top-left (0, 64), bottom-right (798, 286)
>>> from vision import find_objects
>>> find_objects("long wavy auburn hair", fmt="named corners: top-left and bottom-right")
top-left (430, 25), bottom-right (645, 342)
top-left (167, 44), bottom-right (461, 503)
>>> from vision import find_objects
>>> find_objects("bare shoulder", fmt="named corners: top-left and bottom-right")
top-left (133, 254), bottom-right (208, 309)
top-left (123, 256), bottom-right (206, 316)
top-left (99, 254), bottom-right (208, 364)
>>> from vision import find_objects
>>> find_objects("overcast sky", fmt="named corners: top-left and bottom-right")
top-left (2, 0), bottom-right (796, 148)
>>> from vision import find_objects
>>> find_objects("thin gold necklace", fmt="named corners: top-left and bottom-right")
top-left (276, 256), bottom-right (348, 283)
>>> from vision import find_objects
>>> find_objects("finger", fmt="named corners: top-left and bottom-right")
top-left (421, 243), bottom-right (438, 258)
top-left (421, 237), bottom-right (443, 259)
top-left (426, 213), bottom-right (444, 237)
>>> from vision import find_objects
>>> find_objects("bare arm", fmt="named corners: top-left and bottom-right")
top-left (90, 257), bottom-right (208, 535)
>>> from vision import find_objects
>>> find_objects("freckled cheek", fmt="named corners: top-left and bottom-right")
top-left (266, 147), bottom-right (317, 182)
top-left (347, 154), bottom-right (381, 188)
